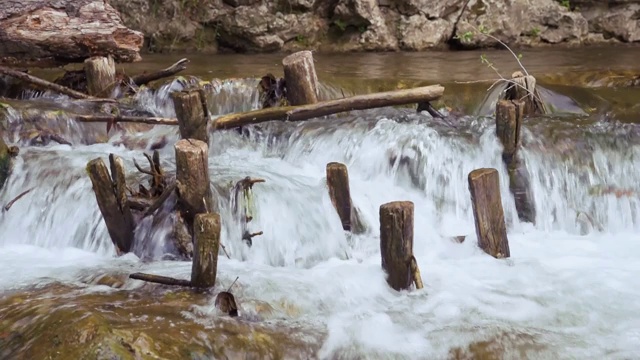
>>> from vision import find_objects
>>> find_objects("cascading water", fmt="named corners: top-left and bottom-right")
top-left (0, 74), bottom-right (639, 359)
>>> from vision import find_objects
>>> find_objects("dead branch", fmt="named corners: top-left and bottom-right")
top-left (131, 58), bottom-right (189, 86)
top-left (3, 188), bottom-right (33, 212)
top-left (74, 114), bottom-right (178, 126)
top-left (129, 272), bottom-right (192, 287)
top-left (142, 183), bottom-right (176, 217)
top-left (0, 65), bottom-right (93, 100)
top-left (213, 85), bottom-right (445, 130)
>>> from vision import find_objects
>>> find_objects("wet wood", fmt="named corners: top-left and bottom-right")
top-left (326, 162), bottom-right (364, 233)
top-left (172, 89), bottom-right (209, 143)
top-left (0, 137), bottom-right (14, 191)
top-left (74, 114), bottom-right (178, 126)
top-left (213, 85), bottom-right (445, 130)
top-left (379, 201), bottom-right (415, 291)
top-left (129, 272), bottom-right (192, 287)
top-left (87, 157), bottom-right (135, 255)
top-left (84, 56), bottom-right (116, 97)
top-left (131, 58), bottom-right (189, 86)
top-left (409, 256), bottom-right (424, 290)
top-left (0, 0), bottom-right (143, 65)
top-left (0, 66), bottom-right (92, 99)
top-left (282, 51), bottom-right (319, 106)
top-left (175, 139), bottom-right (213, 228)
top-left (3, 188), bottom-right (33, 212)
top-left (173, 211), bottom-right (194, 258)
top-left (505, 71), bottom-right (547, 116)
top-left (232, 177), bottom-right (265, 247)
top-left (191, 213), bottom-right (221, 288)
top-left (215, 291), bottom-right (239, 317)
top-left (495, 100), bottom-right (536, 224)
top-left (108, 154), bottom-right (131, 221)
top-left (468, 168), bottom-right (510, 259)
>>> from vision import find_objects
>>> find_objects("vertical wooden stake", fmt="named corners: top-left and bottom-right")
top-left (172, 89), bottom-right (209, 143)
top-left (468, 168), bottom-right (510, 259)
top-left (495, 99), bottom-right (536, 224)
top-left (282, 50), bottom-right (319, 106)
top-left (505, 71), bottom-right (546, 116)
top-left (87, 157), bottom-right (135, 255)
top-left (191, 213), bottom-right (221, 288)
top-left (380, 201), bottom-right (414, 291)
top-left (175, 139), bottom-right (213, 229)
top-left (326, 162), bottom-right (353, 231)
top-left (0, 136), bottom-right (13, 191)
top-left (84, 56), bottom-right (116, 97)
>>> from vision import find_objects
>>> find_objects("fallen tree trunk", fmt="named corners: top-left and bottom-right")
top-left (0, 0), bottom-right (143, 66)
top-left (213, 85), bottom-right (445, 130)
top-left (0, 66), bottom-right (93, 99)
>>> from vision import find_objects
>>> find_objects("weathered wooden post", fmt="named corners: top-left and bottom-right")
top-left (468, 168), bottom-right (510, 259)
top-left (495, 100), bottom-right (535, 224)
top-left (87, 156), bottom-right (135, 255)
top-left (505, 71), bottom-right (546, 116)
top-left (172, 89), bottom-right (209, 143)
top-left (380, 201), bottom-right (422, 291)
top-left (326, 162), bottom-right (364, 233)
top-left (84, 56), bottom-right (116, 97)
top-left (282, 50), bottom-right (319, 106)
top-left (0, 136), bottom-right (17, 191)
top-left (191, 213), bottom-right (221, 288)
top-left (175, 139), bottom-right (213, 227)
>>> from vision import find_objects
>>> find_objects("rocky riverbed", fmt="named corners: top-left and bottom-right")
top-left (109, 0), bottom-right (640, 53)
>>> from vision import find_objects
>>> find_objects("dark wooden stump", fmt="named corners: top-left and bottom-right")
top-left (380, 201), bottom-right (415, 291)
top-left (468, 168), bottom-right (510, 259)
top-left (282, 51), bottom-right (319, 106)
top-left (495, 100), bottom-right (536, 224)
top-left (175, 139), bottom-right (213, 229)
top-left (0, 136), bottom-right (16, 191)
top-left (84, 56), bottom-right (116, 97)
top-left (505, 71), bottom-right (546, 116)
top-left (191, 213), bottom-right (221, 288)
top-left (326, 162), bottom-right (356, 232)
top-left (87, 156), bottom-right (135, 255)
top-left (172, 90), bottom-right (209, 143)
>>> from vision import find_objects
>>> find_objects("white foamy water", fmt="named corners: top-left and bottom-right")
top-left (0, 81), bottom-right (639, 359)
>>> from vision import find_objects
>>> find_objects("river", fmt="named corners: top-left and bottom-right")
top-left (0, 48), bottom-right (639, 359)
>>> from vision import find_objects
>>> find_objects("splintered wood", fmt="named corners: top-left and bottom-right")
top-left (84, 56), bottom-right (116, 97)
top-left (172, 89), bottom-right (209, 143)
top-left (380, 201), bottom-right (421, 291)
top-left (191, 213), bottom-right (221, 288)
top-left (175, 139), bottom-right (213, 228)
top-left (468, 168), bottom-right (510, 259)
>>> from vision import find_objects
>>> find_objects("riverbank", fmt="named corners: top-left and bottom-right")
top-left (108, 0), bottom-right (640, 53)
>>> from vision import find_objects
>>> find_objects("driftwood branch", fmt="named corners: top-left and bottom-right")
top-left (0, 66), bottom-right (93, 99)
top-left (213, 85), bottom-right (445, 130)
top-left (142, 183), bottom-right (176, 217)
top-left (75, 114), bottom-right (178, 125)
top-left (129, 272), bottom-right (192, 287)
top-left (3, 188), bottom-right (33, 212)
top-left (131, 58), bottom-right (189, 86)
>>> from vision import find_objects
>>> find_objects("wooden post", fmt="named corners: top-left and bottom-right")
top-left (172, 89), bottom-right (209, 143)
top-left (326, 162), bottom-right (353, 231)
top-left (495, 100), bottom-right (536, 224)
top-left (380, 201), bottom-right (415, 291)
top-left (0, 136), bottom-right (13, 191)
top-left (505, 71), bottom-right (546, 116)
top-left (191, 213), bottom-right (221, 288)
top-left (84, 56), bottom-right (116, 97)
top-left (87, 157), bottom-right (135, 255)
top-left (175, 139), bottom-right (213, 228)
top-left (468, 168), bottom-right (510, 259)
top-left (282, 50), bottom-right (319, 106)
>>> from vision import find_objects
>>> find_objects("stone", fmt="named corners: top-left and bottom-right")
top-left (393, 0), bottom-right (465, 19)
top-left (398, 15), bottom-right (453, 50)
top-left (589, 3), bottom-right (640, 42)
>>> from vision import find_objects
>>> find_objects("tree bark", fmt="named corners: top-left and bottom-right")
top-left (326, 162), bottom-right (364, 233)
top-left (0, 136), bottom-right (13, 191)
top-left (0, 66), bottom-right (92, 99)
top-left (84, 56), bottom-right (116, 97)
top-left (191, 213), bottom-right (221, 288)
top-left (213, 85), bottom-right (445, 130)
top-left (172, 90), bottom-right (209, 143)
top-left (0, 0), bottom-right (143, 66)
top-left (468, 168), bottom-right (510, 259)
top-left (129, 272), bottom-right (192, 287)
top-left (282, 51), bottom-right (319, 106)
top-left (131, 58), bottom-right (189, 86)
top-left (175, 139), bottom-right (213, 229)
top-left (379, 201), bottom-right (415, 291)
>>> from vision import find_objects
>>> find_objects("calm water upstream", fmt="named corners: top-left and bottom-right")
top-left (1, 47), bottom-right (640, 359)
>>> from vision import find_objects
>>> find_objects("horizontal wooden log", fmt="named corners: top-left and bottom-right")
top-left (129, 272), bottom-right (192, 287)
top-left (213, 85), bottom-right (445, 130)
top-left (0, 0), bottom-right (143, 65)
top-left (131, 58), bottom-right (189, 86)
top-left (75, 114), bottom-right (178, 125)
top-left (0, 66), bottom-right (92, 99)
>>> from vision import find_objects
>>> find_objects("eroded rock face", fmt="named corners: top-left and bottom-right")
top-left (588, 3), bottom-right (640, 42)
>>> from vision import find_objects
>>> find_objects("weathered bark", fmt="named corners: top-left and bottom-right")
top-left (379, 201), bottom-right (414, 291)
top-left (75, 114), bottom-right (178, 125)
top-left (175, 139), bottom-right (213, 228)
top-left (409, 256), bottom-right (424, 290)
top-left (129, 272), bottom-right (192, 287)
top-left (505, 72), bottom-right (547, 116)
top-left (191, 213), bottom-right (221, 288)
top-left (172, 90), bottom-right (209, 143)
top-left (213, 85), bottom-right (445, 130)
top-left (87, 157), bottom-right (135, 255)
top-left (0, 0), bottom-right (143, 65)
top-left (215, 291), bottom-right (239, 317)
top-left (0, 66), bottom-right (93, 99)
top-left (84, 56), bottom-right (116, 97)
top-left (173, 211), bottom-right (194, 258)
top-left (468, 168), bottom-right (510, 259)
top-left (495, 100), bottom-right (536, 224)
top-left (326, 162), bottom-right (364, 233)
top-left (282, 51), bottom-right (319, 106)
top-left (0, 136), bottom-right (16, 191)
top-left (131, 58), bottom-right (189, 86)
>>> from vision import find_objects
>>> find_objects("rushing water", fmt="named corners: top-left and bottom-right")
top-left (1, 50), bottom-right (640, 359)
